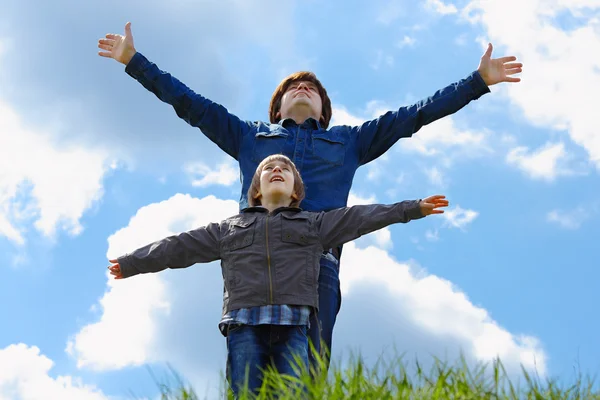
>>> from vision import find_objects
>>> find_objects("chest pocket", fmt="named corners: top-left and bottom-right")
top-left (312, 133), bottom-right (345, 166)
top-left (281, 213), bottom-right (318, 245)
top-left (223, 216), bottom-right (256, 251)
top-left (252, 131), bottom-right (289, 163)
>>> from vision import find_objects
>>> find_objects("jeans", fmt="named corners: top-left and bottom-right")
top-left (308, 249), bottom-right (341, 372)
top-left (226, 324), bottom-right (309, 396)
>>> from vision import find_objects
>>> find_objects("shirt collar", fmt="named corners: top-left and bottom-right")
top-left (279, 117), bottom-right (322, 130)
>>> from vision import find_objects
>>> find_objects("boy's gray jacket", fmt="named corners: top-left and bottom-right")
top-left (118, 201), bottom-right (424, 314)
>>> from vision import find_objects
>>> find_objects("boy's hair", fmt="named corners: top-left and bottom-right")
top-left (269, 71), bottom-right (332, 129)
top-left (247, 154), bottom-right (306, 208)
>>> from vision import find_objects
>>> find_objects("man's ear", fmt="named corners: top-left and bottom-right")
top-left (276, 111), bottom-right (281, 119)
top-left (291, 193), bottom-right (299, 201)
top-left (253, 191), bottom-right (262, 200)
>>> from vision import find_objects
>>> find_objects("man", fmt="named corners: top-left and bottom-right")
top-left (97, 22), bottom-right (522, 371)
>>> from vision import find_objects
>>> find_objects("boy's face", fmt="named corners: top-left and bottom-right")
top-left (278, 80), bottom-right (323, 122)
top-left (256, 160), bottom-right (297, 204)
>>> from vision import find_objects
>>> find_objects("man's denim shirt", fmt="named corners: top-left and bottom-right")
top-left (126, 52), bottom-right (490, 212)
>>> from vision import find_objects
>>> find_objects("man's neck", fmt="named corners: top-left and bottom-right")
top-left (261, 197), bottom-right (293, 213)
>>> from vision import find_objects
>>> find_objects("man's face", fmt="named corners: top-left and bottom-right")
top-left (256, 160), bottom-right (296, 204)
top-left (278, 80), bottom-right (323, 122)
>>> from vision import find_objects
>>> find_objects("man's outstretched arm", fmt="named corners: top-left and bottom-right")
top-left (98, 22), bottom-right (252, 160)
top-left (354, 43), bottom-right (522, 165)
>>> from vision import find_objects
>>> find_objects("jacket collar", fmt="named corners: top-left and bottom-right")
top-left (241, 206), bottom-right (303, 216)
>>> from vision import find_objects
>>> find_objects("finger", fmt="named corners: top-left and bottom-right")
top-left (98, 44), bottom-right (112, 51)
top-left (424, 195), bottom-right (445, 202)
top-left (504, 77), bottom-right (521, 83)
top-left (98, 51), bottom-right (113, 57)
top-left (506, 68), bottom-right (522, 75)
top-left (430, 209), bottom-right (445, 214)
top-left (109, 259), bottom-right (118, 263)
top-left (98, 39), bottom-right (115, 46)
top-left (125, 21), bottom-right (132, 36)
top-left (483, 42), bottom-right (493, 58)
top-left (105, 34), bottom-right (120, 40)
top-left (504, 62), bottom-right (522, 69)
top-left (496, 56), bottom-right (517, 63)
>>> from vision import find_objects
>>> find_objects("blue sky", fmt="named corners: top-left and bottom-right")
top-left (1, 0), bottom-right (599, 398)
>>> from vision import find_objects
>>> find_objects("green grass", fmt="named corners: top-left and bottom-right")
top-left (150, 351), bottom-right (599, 400)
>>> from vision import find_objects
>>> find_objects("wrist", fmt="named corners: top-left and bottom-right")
top-left (123, 48), bottom-right (137, 66)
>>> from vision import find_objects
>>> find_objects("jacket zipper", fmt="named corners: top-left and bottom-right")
top-left (265, 214), bottom-right (274, 303)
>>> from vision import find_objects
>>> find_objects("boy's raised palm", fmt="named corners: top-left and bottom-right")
top-left (420, 195), bottom-right (449, 216)
top-left (98, 22), bottom-right (137, 65)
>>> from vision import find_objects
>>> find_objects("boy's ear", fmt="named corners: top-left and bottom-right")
top-left (291, 193), bottom-right (299, 201)
top-left (253, 191), bottom-right (262, 200)
top-left (276, 111), bottom-right (281, 119)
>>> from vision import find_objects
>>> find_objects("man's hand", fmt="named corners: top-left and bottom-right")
top-left (419, 195), bottom-right (449, 216)
top-left (477, 43), bottom-right (523, 86)
top-left (108, 259), bottom-right (124, 279)
top-left (98, 22), bottom-right (137, 65)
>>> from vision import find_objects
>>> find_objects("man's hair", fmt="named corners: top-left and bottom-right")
top-left (247, 154), bottom-right (305, 208)
top-left (269, 71), bottom-right (332, 129)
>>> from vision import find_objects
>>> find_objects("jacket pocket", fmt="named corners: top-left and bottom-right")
top-left (223, 216), bottom-right (256, 251)
top-left (252, 130), bottom-right (289, 163)
top-left (281, 213), bottom-right (317, 245)
top-left (312, 133), bottom-right (345, 166)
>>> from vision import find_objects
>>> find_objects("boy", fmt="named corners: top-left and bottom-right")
top-left (108, 154), bottom-right (448, 395)
top-left (98, 22), bottom-right (520, 367)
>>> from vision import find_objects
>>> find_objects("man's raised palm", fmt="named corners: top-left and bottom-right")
top-left (98, 22), bottom-right (136, 65)
top-left (477, 43), bottom-right (523, 86)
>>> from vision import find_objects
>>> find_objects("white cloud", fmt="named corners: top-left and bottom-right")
top-left (444, 206), bottom-right (479, 229)
top-left (463, 0), bottom-right (600, 170)
top-left (68, 193), bottom-right (238, 372)
top-left (425, 229), bottom-right (440, 242)
top-left (506, 142), bottom-right (571, 181)
top-left (336, 243), bottom-right (547, 377)
top-left (371, 50), bottom-right (395, 70)
top-left (397, 35), bottom-right (417, 48)
top-left (0, 344), bottom-right (108, 400)
top-left (425, 166), bottom-right (446, 187)
top-left (347, 192), bottom-right (377, 206)
top-left (330, 106), bottom-right (368, 127)
top-left (547, 207), bottom-right (589, 229)
top-left (0, 100), bottom-right (112, 244)
top-left (184, 158), bottom-right (239, 187)
top-left (399, 117), bottom-right (492, 162)
top-left (425, 0), bottom-right (458, 15)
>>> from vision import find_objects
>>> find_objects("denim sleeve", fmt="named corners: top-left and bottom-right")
top-left (316, 201), bottom-right (424, 250)
top-left (125, 52), bottom-right (253, 160)
top-left (354, 71), bottom-right (490, 165)
top-left (117, 222), bottom-right (222, 279)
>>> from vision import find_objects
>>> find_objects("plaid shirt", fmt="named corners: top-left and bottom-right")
top-left (219, 305), bottom-right (312, 335)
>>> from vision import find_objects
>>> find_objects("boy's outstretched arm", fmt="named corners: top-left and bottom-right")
top-left (107, 222), bottom-right (222, 279)
top-left (317, 195), bottom-right (449, 250)
top-left (97, 22), bottom-right (251, 160)
top-left (354, 43), bottom-right (522, 165)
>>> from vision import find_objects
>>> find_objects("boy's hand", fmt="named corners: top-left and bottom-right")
top-left (477, 43), bottom-right (523, 86)
top-left (98, 22), bottom-right (137, 65)
top-left (420, 195), bottom-right (449, 216)
top-left (108, 259), bottom-right (124, 279)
